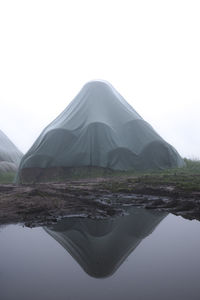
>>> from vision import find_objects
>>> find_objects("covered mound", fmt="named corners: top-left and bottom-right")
top-left (16, 80), bottom-right (184, 183)
top-left (0, 130), bottom-right (22, 173)
top-left (45, 208), bottom-right (167, 278)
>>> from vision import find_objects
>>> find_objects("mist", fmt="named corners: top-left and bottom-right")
top-left (0, 0), bottom-right (199, 158)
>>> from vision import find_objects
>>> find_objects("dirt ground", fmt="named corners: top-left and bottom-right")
top-left (0, 176), bottom-right (200, 227)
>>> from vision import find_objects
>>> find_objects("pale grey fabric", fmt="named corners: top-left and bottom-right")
top-left (17, 80), bottom-right (184, 181)
top-left (0, 130), bottom-right (22, 172)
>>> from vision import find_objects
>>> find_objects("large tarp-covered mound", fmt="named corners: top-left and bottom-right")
top-left (16, 80), bottom-right (184, 183)
top-left (0, 130), bottom-right (22, 173)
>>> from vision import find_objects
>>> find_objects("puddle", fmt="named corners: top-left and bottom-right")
top-left (0, 208), bottom-right (200, 300)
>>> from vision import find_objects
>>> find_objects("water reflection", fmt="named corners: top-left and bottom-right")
top-left (44, 208), bottom-right (167, 278)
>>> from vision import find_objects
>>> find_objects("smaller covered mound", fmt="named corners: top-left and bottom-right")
top-left (0, 130), bottom-right (22, 173)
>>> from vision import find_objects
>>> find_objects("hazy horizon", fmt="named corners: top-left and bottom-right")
top-left (0, 1), bottom-right (199, 158)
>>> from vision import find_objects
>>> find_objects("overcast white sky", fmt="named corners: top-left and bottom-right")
top-left (0, 0), bottom-right (199, 158)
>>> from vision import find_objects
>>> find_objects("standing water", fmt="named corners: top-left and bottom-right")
top-left (0, 207), bottom-right (200, 300)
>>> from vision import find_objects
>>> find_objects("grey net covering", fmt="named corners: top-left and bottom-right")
top-left (0, 130), bottom-right (22, 172)
top-left (17, 80), bottom-right (184, 182)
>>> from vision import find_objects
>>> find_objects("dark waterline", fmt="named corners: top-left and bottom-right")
top-left (0, 208), bottom-right (200, 300)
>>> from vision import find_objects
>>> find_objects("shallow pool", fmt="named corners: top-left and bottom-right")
top-left (1, 207), bottom-right (200, 300)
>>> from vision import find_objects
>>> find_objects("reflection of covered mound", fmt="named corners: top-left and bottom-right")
top-left (17, 80), bottom-right (184, 183)
top-left (0, 130), bottom-right (22, 173)
top-left (45, 208), bottom-right (167, 278)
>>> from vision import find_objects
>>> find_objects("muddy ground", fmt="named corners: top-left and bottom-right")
top-left (0, 176), bottom-right (200, 227)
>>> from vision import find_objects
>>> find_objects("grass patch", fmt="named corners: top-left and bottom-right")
top-left (131, 158), bottom-right (200, 191)
top-left (99, 159), bottom-right (200, 192)
top-left (0, 172), bottom-right (16, 184)
top-left (17, 158), bottom-right (200, 192)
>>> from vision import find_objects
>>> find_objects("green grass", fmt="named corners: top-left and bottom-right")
top-left (129, 158), bottom-right (200, 191)
top-left (0, 172), bottom-right (16, 184)
top-left (52, 159), bottom-right (200, 180)
top-left (98, 158), bottom-right (200, 192)
top-left (2, 159), bottom-right (200, 192)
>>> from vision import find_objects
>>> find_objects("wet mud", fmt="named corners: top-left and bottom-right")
top-left (0, 177), bottom-right (200, 227)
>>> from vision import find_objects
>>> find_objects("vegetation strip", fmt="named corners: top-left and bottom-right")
top-left (0, 159), bottom-right (199, 227)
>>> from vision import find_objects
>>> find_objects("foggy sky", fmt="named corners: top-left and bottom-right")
top-left (0, 0), bottom-right (199, 158)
